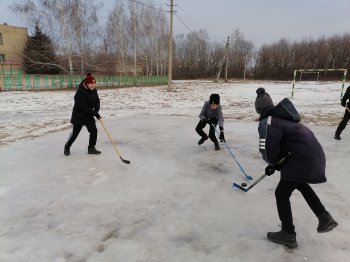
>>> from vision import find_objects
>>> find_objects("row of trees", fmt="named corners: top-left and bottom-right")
top-left (254, 34), bottom-right (350, 80)
top-left (11, 0), bottom-right (350, 80)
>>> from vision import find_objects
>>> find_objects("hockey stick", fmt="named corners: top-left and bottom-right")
top-left (233, 173), bottom-right (266, 192)
top-left (233, 153), bottom-right (291, 192)
top-left (99, 119), bottom-right (130, 164)
top-left (346, 107), bottom-right (350, 113)
top-left (210, 123), bottom-right (253, 180)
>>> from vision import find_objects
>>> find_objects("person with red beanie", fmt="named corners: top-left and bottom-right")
top-left (64, 73), bottom-right (102, 155)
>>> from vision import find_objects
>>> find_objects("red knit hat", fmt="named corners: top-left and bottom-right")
top-left (85, 74), bottom-right (96, 85)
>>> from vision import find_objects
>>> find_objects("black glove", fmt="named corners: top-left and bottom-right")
top-left (94, 111), bottom-right (101, 120)
top-left (208, 118), bottom-right (218, 125)
top-left (265, 165), bottom-right (275, 176)
top-left (275, 152), bottom-right (292, 170)
top-left (219, 130), bottom-right (226, 143)
top-left (274, 164), bottom-right (282, 171)
top-left (341, 101), bottom-right (346, 107)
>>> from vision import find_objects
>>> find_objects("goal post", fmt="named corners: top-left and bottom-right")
top-left (291, 69), bottom-right (347, 98)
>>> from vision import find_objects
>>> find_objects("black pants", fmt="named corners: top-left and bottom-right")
top-left (65, 122), bottom-right (98, 149)
top-left (195, 120), bottom-right (218, 144)
top-left (275, 180), bottom-right (325, 234)
top-left (335, 108), bottom-right (350, 135)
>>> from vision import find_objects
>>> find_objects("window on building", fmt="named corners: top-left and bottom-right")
top-left (0, 54), bottom-right (5, 62)
top-left (0, 33), bottom-right (3, 45)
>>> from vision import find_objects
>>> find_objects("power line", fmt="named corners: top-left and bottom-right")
top-left (177, 5), bottom-right (202, 30)
top-left (129, 0), bottom-right (165, 13)
top-left (174, 13), bottom-right (193, 34)
top-left (175, 3), bottom-right (228, 42)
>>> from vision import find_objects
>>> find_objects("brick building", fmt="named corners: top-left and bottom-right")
top-left (0, 23), bottom-right (28, 66)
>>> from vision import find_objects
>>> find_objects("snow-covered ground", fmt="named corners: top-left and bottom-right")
top-left (1, 81), bottom-right (349, 262)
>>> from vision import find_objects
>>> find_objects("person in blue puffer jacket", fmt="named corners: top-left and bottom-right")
top-left (255, 87), bottom-right (338, 249)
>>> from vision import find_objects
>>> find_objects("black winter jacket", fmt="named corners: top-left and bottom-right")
top-left (258, 98), bottom-right (326, 184)
top-left (70, 81), bottom-right (100, 125)
top-left (341, 86), bottom-right (350, 108)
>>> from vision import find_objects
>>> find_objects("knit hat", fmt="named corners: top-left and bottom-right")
top-left (255, 87), bottom-right (274, 114)
top-left (210, 93), bottom-right (220, 105)
top-left (85, 74), bottom-right (96, 85)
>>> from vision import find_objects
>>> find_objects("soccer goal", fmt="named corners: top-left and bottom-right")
top-left (291, 69), bottom-right (347, 98)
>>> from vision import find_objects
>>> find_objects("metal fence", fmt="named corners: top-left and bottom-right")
top-left (0, 74), bottom-right (168, 91)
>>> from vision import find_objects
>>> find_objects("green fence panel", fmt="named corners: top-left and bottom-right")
top-left (51, 75), bottom-right (57, 89)
top-left (43, 75), bottom-right (49, 89)
top-left (3, 75), bottom-right (11, 90)
top-left (1, 73), bottom-right (168, 91)
top-left (73, 75), bottom-right (78, 87)
top-left (34, 75), bottom-right (41, 90)
top-left (14, 75), bottom-right (22, 90)
top-left (25, 75), bottom-right (32, 90)
top-left (59, 75), bottom-right (65, 88)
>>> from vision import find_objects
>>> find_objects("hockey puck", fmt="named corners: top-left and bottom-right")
top-left (241, 183), bottom-right (247, 187)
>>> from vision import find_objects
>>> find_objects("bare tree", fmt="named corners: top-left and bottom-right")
top-left (71, 0), bottom-right (100, 74)
top-left (174, 30), bottom-right (209, 78)
top-left (229, 29), bottom-right (255, 79)
top-left (137, 2), bottom-right (168, 76)
top-left (105, 0), bottom-right (130, 74)
top-left (11, 0), bottom-right (100, 75)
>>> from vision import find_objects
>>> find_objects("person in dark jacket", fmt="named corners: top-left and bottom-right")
top-left (64, 74), bottom-right (102, 156)
top-left (255, 87), bottom-right (338, 249)
top-left (195, 93), bottom-right (225, 150)
top-left (334, 85), bottom-right (350, 140)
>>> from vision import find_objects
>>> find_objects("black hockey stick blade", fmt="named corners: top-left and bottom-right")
top-left (120, 156), bottom-right (130, 164)
top-left (232, 173), bottom-right (267, 193)
top-left (232, 182), bottom-right (248, 192)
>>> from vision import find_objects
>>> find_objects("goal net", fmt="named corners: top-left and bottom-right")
top-left (291, 69), bottom-right (347, 98)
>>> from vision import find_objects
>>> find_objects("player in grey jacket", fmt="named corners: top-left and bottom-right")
top-left (195, 94), bottom-right (225, 150)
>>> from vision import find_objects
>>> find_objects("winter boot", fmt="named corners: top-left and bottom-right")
top-left (64, 144), bottom-right (70, 156)
top-left (267, 230), bottom-right (298, 248)
top-left (88, 147), bottom-right (101, 155)
top-left (317, 211), bottom-right (338, 233)
top-left (214, 143), bottom-right (220, 150)
top-left (334, 133), bottom-right (341, 140)
top-left (198, 135), bottom-right (208, 145)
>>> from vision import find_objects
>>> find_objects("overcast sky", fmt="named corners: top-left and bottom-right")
top-left (1, 0), bottom-right (350, 47)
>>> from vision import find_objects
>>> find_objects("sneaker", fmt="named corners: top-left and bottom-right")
top-left (267, 230), bottom-right (298, 248)
top-left (317, 211), bottom-right (338, 233)
top-left (214, 143), bottom-right (220, 150)
top-left (88, 147), bottom-right (101, 154)
top-left (198, 135), bottom-right (208, 145)
top-left (334, 134), bottom-right (341, 140)
top-left (64, 144), bottom-right (70, 156)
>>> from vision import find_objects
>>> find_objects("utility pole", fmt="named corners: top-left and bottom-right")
top-left (133, 1), bottom-right (138, 79)
top-left (243, 54), bottom-right (247, 80)
top-left (224, 36), bottom-right (229, 82)
top-left (167, 0), bottom-right (174, 89)
top-left (216, 36), bottom-right (229, 82)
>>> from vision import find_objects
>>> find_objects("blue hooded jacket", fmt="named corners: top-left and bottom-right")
top-left (258, 98), bottom-right (326, 184)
